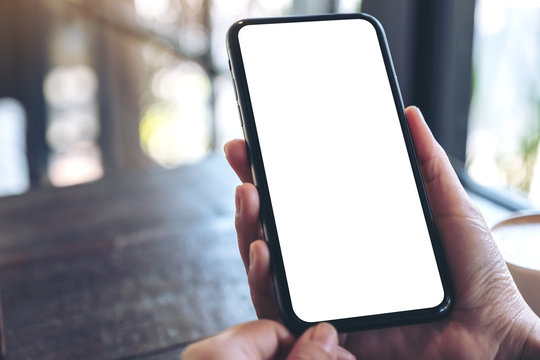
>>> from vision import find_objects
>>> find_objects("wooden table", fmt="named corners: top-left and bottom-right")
top-left (0, 154), bottom-right (256, 359)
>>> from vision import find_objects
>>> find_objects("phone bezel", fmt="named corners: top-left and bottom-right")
top-left (226, 13), bottom-right (453, 334)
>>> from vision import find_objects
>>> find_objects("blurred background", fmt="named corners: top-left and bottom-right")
top-left (1, 0), bottom-right (540, 214)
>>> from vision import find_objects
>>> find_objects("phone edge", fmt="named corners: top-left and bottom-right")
top-left (226, 12), bottom-right (453, 334)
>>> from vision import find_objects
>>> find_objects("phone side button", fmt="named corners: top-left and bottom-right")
top-left (232, 81), bottom-right (238, 100)
top-left (237, 105), bottom-right (243, 127)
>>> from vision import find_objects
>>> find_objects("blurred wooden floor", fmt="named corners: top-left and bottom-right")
top-left (0, 154), bottom-right (256, 359)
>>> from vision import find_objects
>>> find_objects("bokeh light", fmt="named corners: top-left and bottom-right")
top-left (140, 62), bottom-right (211, 167)
top-left (0, 98), bottom-right (29, 196)
top-left (44, 65), bottom-right (97, 108)
top-left (134, 0), bottom-right (171, 19)
top-left (48, 142), bottom-right (103, 187)
top-left (44, 64), bottom-right (102, 187)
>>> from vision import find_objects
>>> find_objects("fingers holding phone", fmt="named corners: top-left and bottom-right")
top-left (227, 14), bottom-right (452, 332)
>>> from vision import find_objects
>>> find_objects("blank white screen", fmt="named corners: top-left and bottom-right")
top-left (238, 18), bottom-right (444, 322)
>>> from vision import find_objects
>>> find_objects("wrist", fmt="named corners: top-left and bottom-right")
top-left (521, 316), bottom-right (540, 360)
top-left (493, 305), bottom-right (540, 360)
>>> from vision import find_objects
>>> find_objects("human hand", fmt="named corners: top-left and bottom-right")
top-left (182, 320), bottom-right (355, 360)
top-left (224, 106), bottom-right (540, 359)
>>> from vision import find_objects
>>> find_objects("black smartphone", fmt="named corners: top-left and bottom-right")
top-left (226, 13), bottom-right (452, 333)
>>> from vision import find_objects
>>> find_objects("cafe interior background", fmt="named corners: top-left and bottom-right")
top-left (0, 0), bottom-right (539, 354)
top-left (1, 0), bottom-right (540, 213)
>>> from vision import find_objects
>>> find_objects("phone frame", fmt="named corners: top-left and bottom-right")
top-left (226, 13), bottom-right (452, 334)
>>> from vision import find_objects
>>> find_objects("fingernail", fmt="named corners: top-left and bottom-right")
top-left (337, 346), bottom-right (357, 360)
top-left (223, 141), bottom-right (229, 154)
top-left (412, 106), bottom-right (425, 122)
top-left (248, 242), bottom-right (256, 271)
top-left (310, 323), bottom-right (337, 354)
top-left (235, 186), bottom-right (242, 217)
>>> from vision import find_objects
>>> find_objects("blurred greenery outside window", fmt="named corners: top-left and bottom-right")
top-left (467, 0), bottom-right (540, 208)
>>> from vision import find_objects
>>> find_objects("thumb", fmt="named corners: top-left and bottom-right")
top-left (286, 323), bottom-right (339, 360)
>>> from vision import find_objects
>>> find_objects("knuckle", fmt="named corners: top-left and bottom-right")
top-left (182, 342), bottom-right (223, 360)
top-left (287, 347), bottom-right (333, 360)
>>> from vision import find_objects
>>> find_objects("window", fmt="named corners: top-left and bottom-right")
top-left (467, 0), bottom-right (540, 208)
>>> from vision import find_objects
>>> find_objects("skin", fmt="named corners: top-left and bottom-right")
top-left (182, 320), bottom-right (356, 360)
top-left (223, 106), bottom-right (540, 359)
